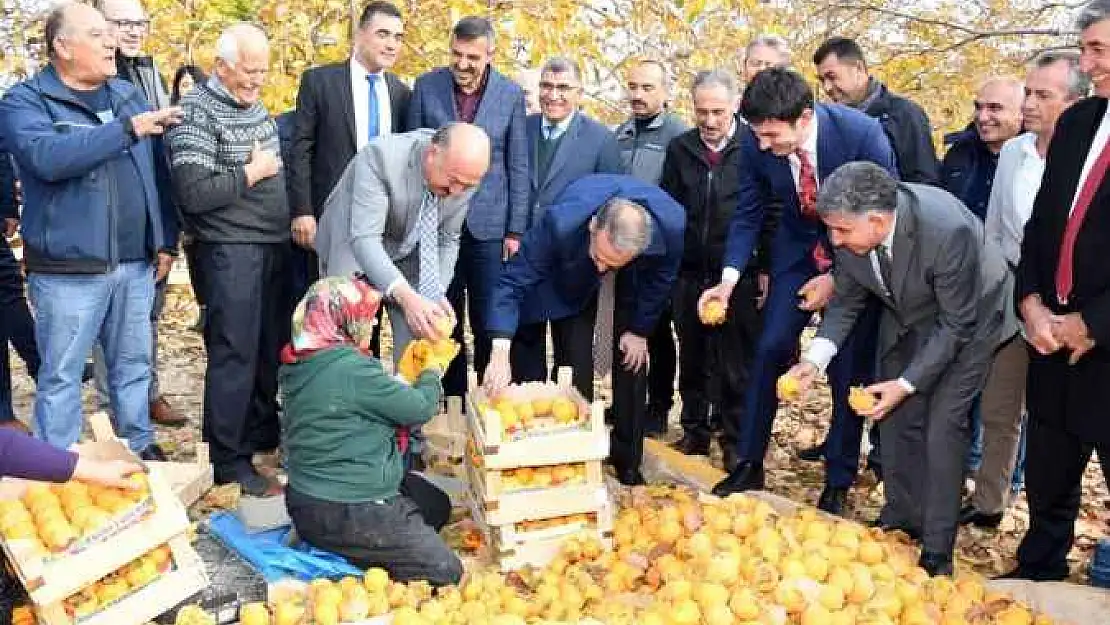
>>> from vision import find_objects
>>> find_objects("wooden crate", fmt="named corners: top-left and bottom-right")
top-left (469, 495), bottom-right (614, 572)
top-left (422, 397), bottom-right (466, 478)
top-left (466, 459), bottom-right (607, 525)
top-left (153, 442), bottom-right (214, 508)
top-left (35, 534), bottom-right (209, 625)
top-left (0, 415), bottom-right (192, 608)
top-left (465, 369), bottom-right (608, 470)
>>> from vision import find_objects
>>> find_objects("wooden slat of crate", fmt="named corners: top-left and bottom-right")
top-left (465, 369), bottom-right (608, 470)
top-left (1, 463), bottom-right (191, 607)
top-left (423, 397), bottom-right (466, 478)
top-left (466, 460), bottom-right (608, 525)
top-left (489, 533), bottom-right (615, 572)
top-left (35, 534), bottom-right (209, 625)
top-left (469, 494), bottom-right (614, 572)
top-left (152, 442), bottom-right (214, 508)
top-left (469, 492), bottom-right (614, 547)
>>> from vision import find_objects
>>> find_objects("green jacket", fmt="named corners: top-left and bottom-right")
top-left (279, 346), bottom-right (442, 503)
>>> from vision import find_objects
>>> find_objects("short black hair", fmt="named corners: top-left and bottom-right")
top-left (358, 1), bottom-right (401, 29)
top-left (813, 37), bottom-right (866, 67)
top-left (739, 68), bottom-right (814, 124)
top-left (452, 16), bottom-right (494, 43)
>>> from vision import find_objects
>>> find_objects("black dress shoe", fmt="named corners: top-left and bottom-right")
top-left (958, 504), bottom-right (1003, 529)
top-left (615, 467), bottom-right (646, 486)
top-left (817, 486), bottom-right (849, 516)
top-left (797, 443), bottom-right (826, 462)
top-left (869, 518), bottom-right (922, 541)
top-left (995, 567), bottom-right (1068, 582)
top-left (918, 552), bottom-right (953, 577)
top-left (711, 461), bottom-right (765, 497)
top-left (721, 446), bottom-right (739, 473)
top-left (138, 444), bottom-right (168, 462)
top-left (669, 435), bottom-right (710, 456)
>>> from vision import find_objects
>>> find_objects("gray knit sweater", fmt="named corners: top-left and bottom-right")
top-left (167, 80), bottom-right (289, 243)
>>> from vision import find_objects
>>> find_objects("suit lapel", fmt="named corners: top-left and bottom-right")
top-left (527, 116), bottom-right (541, 190)
top-left (542, 113), bottom-right (581, 188)
top-left (435, 70), bottom-right (459, 121)
top-left (814, 105), bottom-right (842, 181)
top-left (889, 188), bottom-right (918, 307)
top-left (338, 61), bottom-right (357, 151)
top-left (402, 143), bottom-right (425, 238)
top-left (473, 71), bottom-right (501, 128)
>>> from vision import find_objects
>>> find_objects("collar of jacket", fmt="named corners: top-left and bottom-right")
top-left (857, 78), bottom-right (885, 113)
top-left (615, 111), bottom-right (671, 139)
top-left (31, 64), bottom-right (141, 113)
top-left (674, 126), bottom-right (738, 160)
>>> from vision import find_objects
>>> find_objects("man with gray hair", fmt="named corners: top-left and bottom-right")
top-left (485, 174), bottom-right (685, 486)
top-left (783, 161), bottom-right (1012, 575)
top-left (960, 50), bottom-right (1087, 530)
top-left (741, 34), bottom-right (791, 84)
top-left (659, 69), bottom-right (765, 469)
top-left (168, 22), bottom-right (287, 497)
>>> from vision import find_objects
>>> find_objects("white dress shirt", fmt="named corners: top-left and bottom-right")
top-left (984, 132), bottom-right (1044, 267)
top-left (542, 110), bottom-right (576, 141)
top-left (722, 115), bottom-right (820, 284)
top-left (1069, 103), bottom-right (1110, 217)
top-left (350, 57), bottom-right (393, 150)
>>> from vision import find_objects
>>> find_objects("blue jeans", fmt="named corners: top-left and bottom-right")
top-left (27, 262), bottom-right (155, 451)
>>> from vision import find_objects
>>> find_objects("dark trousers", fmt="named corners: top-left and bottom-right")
top-left (511, 297), bottom-right (600, 398)
top-left (735, 268), bottom-right (876, 488)
top-left (197, 243), bottom-right (285, 475)
top-left (673, 272), bottom-right (761, 448)
top-left (286, 473), bottom-right (463, 586)
top-left (1017, 417), bottom-right (1110, 578)
top-left (443, 227), bottom-right (503, 396)
top-left (646, 306), bottom-right (676, 429)
top-left (0, 236), bottom-right (38, 422)
top-left (183, 239), bottom-right (207, 308)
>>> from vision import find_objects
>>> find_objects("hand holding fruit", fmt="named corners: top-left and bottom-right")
top-left (848, 386), bottom-right (878, 415)
top-left (72, 457), bottom-right (146, 490)
top-left (777, 361), bottom-right (818, 402)
top-left (698, 297), bottom-right (727, 326)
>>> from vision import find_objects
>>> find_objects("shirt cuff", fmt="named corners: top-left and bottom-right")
top-left (491, 338), bottom-right (512, 352)
top-left (386, 277), bottom-right (408, 299)
top-left (897, 377), bottom-right (916, 394)
top-left (803, 337), bottom-right (839, 373)
top-left (721, 267), bottom-right (740, 284)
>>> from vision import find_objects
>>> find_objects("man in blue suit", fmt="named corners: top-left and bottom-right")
top-left (511, 57), bottom-right (623, 383)
top-left (407, 16), bottom-right (529, 396)
top-left (703, 69), bottom-right (896, 514)
top-left (484, 175), bottom-right (685, 485)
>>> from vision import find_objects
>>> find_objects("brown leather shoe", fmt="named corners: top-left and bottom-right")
top-left (150, 396), bottom-right (187, 427)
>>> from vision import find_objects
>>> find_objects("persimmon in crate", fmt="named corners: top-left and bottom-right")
top-left (466, 460), bottom-right (607, 525)
top-left (472, 381), bottom-right (589, 440)
top-left (465, 393), bottom-right (608, 469)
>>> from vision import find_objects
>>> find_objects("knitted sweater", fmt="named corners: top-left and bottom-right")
top-left (167, 80), bottom-right (289, 243)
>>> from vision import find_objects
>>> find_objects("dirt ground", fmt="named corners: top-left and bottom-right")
top-left (7, 284), bottom-right (1109, 582)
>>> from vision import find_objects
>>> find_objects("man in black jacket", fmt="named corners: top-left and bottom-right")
top-left (0, 148), bottom-right (38, 432)
top-left (288, 1), bottom-right (411, 330)
top-left (658, 70), bottom-right (764, 471)
top-left (813, 37), bottom-right (939, 185)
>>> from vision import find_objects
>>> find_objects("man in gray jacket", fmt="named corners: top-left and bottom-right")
top-left (785, 162), bottom-right (1013, 576)
top-left (315, 123), bottom-right (490, 360)
top-left (612, 59), bottom-right (687, 435)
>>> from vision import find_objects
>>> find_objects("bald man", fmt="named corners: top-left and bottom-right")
top-left (167, 22), bottom-right (288, 496)
top-left (941, 77), bottom-right (1024, 219)
top-left (316, 123), bottom-right (491, 362)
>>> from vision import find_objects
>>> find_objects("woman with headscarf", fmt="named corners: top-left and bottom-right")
top-left (279, 276), bottom-right (463, 586)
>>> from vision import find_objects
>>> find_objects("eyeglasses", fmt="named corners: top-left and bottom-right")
top-left (539, 81), bottom-right (579, 95)
top-left (110, 19), bottom-right (150, 32)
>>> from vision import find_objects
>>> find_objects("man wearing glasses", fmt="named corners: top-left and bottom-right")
top-left (99, 0), bottom-right (168, 109)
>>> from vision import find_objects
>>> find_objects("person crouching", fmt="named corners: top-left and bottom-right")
top-left (279, 276), bottom-right (463, 586)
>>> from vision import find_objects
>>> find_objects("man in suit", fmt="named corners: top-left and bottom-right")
top-left (510, 57), bottom-right (622, 384)
top-left (785, 162), bottom-right (1011, 575)
top-left (703, 69), bottom-right (896, 515)
top-left (1003, 0), bottom-right (1110, 582)
top-left (484, 174), bottom-right (685, 486)
top-left (289, 1), bottom-right (410, 342)
top-left (315, 124), bottom-right (490, 359)
top-left (407, 16), bottom-right (529, 396)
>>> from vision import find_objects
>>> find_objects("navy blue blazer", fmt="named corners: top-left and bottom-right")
top-left (526, 112), bottom-right (622, 228)
top-left (724, 103), bottom-right (897, 276)
top-left (406, 67), bottom-right (529, 241)
top-left (488, 174), bottom-right (685, 338)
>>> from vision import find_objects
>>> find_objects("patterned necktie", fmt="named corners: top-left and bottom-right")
top-left (1056, 136), bottom-right (1110, 304)
top-left (366, 74), bottom-right (380, 140)
top-left (796, 148), bottom-right (831, 272)
top-left (877, 244), bottom-right (893, 295)
top-left (417, 191), bottom-right (441, 299)
top-left (593, 272), bottom-right (617, 377)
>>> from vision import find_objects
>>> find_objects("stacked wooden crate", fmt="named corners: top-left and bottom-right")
top-left (0, 413), bottom-right (208, 625)
top-left (464, 369), bottom-right (613, 571)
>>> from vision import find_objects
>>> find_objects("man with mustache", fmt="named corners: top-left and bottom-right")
top-left (613, 59), bottom-right (687, 437)
top-left (407, 17), bottom-right (529, 399)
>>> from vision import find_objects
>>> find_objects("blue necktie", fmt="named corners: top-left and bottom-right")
top-left (366, 74), bottom-right (380, 140)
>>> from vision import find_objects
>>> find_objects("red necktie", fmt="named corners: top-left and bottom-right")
top-left (797, 149), bottom-right (832, 272)
top-left (1055, 137), bottom-right (1110, 304)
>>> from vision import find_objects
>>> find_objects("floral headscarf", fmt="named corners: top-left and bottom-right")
top-left (284, 276), bottom-right (382, 361)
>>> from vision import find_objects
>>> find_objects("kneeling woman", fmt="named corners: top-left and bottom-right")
top-left (279, 277), bottom-right (462, 586)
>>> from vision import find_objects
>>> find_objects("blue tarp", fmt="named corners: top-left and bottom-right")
top-left (206, 512), bottom-right (363, 582)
